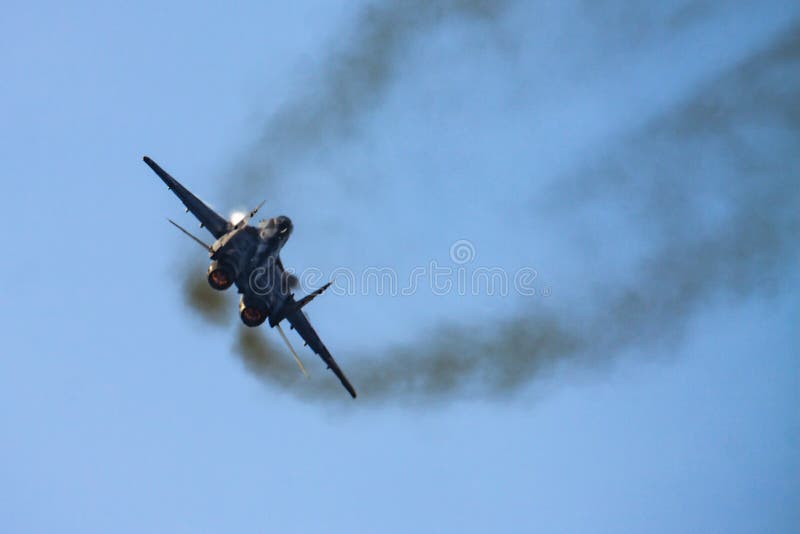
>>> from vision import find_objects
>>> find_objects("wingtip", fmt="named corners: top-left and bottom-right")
top-left (142, 155), bottom-right (158, 170)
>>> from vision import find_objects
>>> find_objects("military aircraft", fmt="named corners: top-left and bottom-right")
top-left (143, 156), bottom-right (357, 398)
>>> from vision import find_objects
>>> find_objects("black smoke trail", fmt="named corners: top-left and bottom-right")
top-left (180, 3), bottom-right (799, 405)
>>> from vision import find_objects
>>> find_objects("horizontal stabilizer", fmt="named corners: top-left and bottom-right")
top-left (276, 323), bottom-right (309, 378)
top-left (168, 218), bottom-right (212, 251)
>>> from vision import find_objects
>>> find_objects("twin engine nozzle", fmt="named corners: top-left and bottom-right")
top-left (207, 260), bottom-right (269, 327)
top-left (239, 297), bottom-right (268, 327)
top-left (207, 260), bottom-right (237, 291)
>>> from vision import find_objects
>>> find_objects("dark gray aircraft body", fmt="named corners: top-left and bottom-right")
top-left (143, 156), bottom-right (356, 398)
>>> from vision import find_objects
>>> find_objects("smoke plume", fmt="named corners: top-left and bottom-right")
top-left (229, 0), bottom-right (510, 196)
top-left (182, 265), bottom-right (230, 326)
top-left (182, 2), bottom-right (799, 405)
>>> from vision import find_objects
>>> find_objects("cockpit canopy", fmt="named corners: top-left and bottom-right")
top-left (259, 215), bottom-right (293, 240)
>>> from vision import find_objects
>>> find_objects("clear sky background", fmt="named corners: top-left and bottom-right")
top-left (1, 1), bottom-right (798, 532)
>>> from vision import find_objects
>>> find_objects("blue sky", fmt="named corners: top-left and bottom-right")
top-left (1, 1), bottom-right (798, 532)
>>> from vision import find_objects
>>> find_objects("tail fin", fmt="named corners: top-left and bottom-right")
top-left (295, 282), bottom-right (333, 310)
top-left (231, 200), bottom-right (266, 231)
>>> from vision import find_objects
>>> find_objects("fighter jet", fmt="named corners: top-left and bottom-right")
top-left (143, 156), bottom-right (357, 398)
